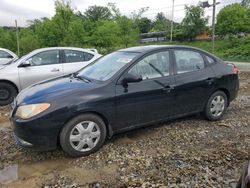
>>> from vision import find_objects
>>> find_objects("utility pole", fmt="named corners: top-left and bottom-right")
top-left (15, 20), bottom-right (20, 56)
top-left (170, 0), bottom-right (174, 42)
top-left (201, 1), bottom-right (220, 53)
top-left (211, 0), bottom-right (216, 53)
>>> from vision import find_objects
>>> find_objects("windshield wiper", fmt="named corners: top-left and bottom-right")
top-left (71, 73), bottom-right (91, 83)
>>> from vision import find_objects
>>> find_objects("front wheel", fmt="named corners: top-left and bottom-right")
top-left (60, 114), bottom-right (107, 157)
top-left (204, 91), bottom-right (228, 121)
top-left (0, 82), bottom-right (17, 106)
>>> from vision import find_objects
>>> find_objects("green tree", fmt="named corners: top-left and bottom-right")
top-left (52, 0), bottom-right (75, 45)
top-left (216, 4), bottom-right (250, 36)
top-left (181, 5), bottom-right (208, 40)
top-left (84, 5), bottom-right (112, 22)
top-left (107, 3), bottom-right (121, 18)
top-left (138, 17), bottom-right (151, 33)
top-left (0, 27), bottom-right (16, 53)
top-left (89, 20), bottom-right (120, 50)
top-left (117, 16), bottom-right (139, 47)
top-left (242, 0), bottom-right (250, 7)
top-left (151, 12), bottom-right (171, 32)
top-left (19, 28), bottom-right (40, 54)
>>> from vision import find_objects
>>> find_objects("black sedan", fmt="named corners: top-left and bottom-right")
top-left (11, 45), bottom-right (239, 157)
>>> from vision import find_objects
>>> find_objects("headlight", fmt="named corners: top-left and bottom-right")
top-left (15, 103), bottom-right (50, 119)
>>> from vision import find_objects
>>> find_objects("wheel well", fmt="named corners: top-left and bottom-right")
top-left (58, 111), bottom-right (112, 146)
top-left (0, 80), bottom-right (19, 93)
top-left (82, 111), bottom-right (112, 137)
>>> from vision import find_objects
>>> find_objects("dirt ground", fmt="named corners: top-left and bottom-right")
top-left (0, 72), bottom-right (250, 188)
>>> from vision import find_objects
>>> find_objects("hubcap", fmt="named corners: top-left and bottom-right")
top-left (0, 89), bottom-right (10, 100)
top-left (69, 121), bottom-right (101, 152)
top-left (210, 95), bottom-right (225, 117)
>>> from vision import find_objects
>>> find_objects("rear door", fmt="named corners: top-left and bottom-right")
top-left (18, 50), bottom-right (63, 89)
top-left (172, 49), bottom-right (216, 114)
top-left (62, 50), bottom-right (95, 75)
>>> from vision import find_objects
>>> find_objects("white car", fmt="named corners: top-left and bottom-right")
top-left (0, 48), bottom-right (18, 65)
top-left (0, 47), bottom-right (101, 105)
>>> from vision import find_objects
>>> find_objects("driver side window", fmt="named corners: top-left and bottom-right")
top-left (27, 50), bottom-right (60, 66)
top-left (128, 51), bottom-right (170, 80)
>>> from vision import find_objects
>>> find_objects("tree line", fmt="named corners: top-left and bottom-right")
top-left (0, 0), bottom-right (249, 55)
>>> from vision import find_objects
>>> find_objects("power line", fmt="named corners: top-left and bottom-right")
top-left (140, 0), bottom-right (241, 17)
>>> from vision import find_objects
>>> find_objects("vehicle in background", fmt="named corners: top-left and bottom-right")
top-left (0, 47), bottom-right (101, 105)
top-left (0, 48), bottom-right (18, 65)
top-left (10, 45), bottom-right (239, 157)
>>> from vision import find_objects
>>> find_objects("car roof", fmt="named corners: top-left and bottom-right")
top-left (31, 47), bottom-right (99, 55)
top-left (118, 45), bottom-right (208, 53)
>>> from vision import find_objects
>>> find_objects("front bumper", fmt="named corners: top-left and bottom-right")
top-left (10, 116), bottom-right (61, 151)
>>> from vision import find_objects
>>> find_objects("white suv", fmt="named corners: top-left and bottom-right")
top-left (0, 47), bottom-right (101, 105)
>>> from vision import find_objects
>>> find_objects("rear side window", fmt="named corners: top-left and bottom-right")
top-left (0, 50), bottom-right (12, 58)
top-left (64, 50), bottom-right (94, 63)
top-left (174, 50), bottom-right (205, 74)
top-left (128, 51), bottom-right (170, 80)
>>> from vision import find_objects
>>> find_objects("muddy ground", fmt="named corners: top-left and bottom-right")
top-left (0, 72), bottom-right (250, 188)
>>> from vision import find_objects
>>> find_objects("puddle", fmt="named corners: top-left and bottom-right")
top-left (0, 165), bottom-right (18, 184)
top-left (238, 95), bottom-right (250, 103)
top-left (0, 120), bottom-right (11, 131)
top-left (0, 159), bottom-right (71, 185)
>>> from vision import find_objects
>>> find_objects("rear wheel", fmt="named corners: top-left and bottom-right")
top-left (60, 114), bottom-right (107, 157)
top-left (0, 82), bottom-right (17, 106)
top-left (204, 91), bottom-right (228, 121)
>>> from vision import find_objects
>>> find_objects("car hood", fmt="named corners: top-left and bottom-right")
top-left (16, 76), bottom-right (99, 105)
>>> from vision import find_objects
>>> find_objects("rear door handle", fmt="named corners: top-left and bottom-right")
top-left (162, 85), bottom-right (175, 93)
top-left (51, 68), bottom-right (60, 72)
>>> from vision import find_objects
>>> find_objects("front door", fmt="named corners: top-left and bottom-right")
top-left (115, 50), bottom-right (175, 131)
top-left (18, 50), bottom-right (63, 89)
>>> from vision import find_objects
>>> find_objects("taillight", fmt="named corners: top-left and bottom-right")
top-left (232, 64), bottom-right (240, 74)
top-left (226, 62), bottom-right (240, 74)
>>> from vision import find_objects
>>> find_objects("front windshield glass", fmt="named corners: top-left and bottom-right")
top-left (77, 51), bottom-right (139, 81)
top-left (4, 55), bottom-right (25, 65)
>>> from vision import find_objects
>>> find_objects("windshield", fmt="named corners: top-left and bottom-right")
top-left (77, 51), bottom-right (139, 81)
top-left (4, 54), bottom-right (26, 65)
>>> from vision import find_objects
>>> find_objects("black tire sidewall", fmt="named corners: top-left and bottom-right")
top-left (205, 91), bottom-right (228, 121)
top-left (60, 114), bottom-right (107, 157)
top-left (0, 82), bottom-right (17, 106)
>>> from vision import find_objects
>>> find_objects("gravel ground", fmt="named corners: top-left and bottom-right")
top-left (0, 72), bottom-right (250, 188)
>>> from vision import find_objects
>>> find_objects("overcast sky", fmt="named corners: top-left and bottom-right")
top-left (0, 0), bottom-right (241, 27)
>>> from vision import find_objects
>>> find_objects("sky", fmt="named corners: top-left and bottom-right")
top-left (0, 0), bottom-right (242, 27)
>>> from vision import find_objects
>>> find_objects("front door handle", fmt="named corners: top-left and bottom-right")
top-left (51, 68), bottom-right (60, 72)
top-left (162, 85), bottom-right (174, 93)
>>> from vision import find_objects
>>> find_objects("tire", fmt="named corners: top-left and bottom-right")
top-left (203, 91), bottom-right (228, 121)
top-left (60, 114), bottom-right (107, 157)
top-left (0, 82), bottom-right (17, 106)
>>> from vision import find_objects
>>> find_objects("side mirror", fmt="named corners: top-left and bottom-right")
top-left (122, 73), bottom-right (142, 86)
top-left (19, 61), bottom-right (31, 68)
